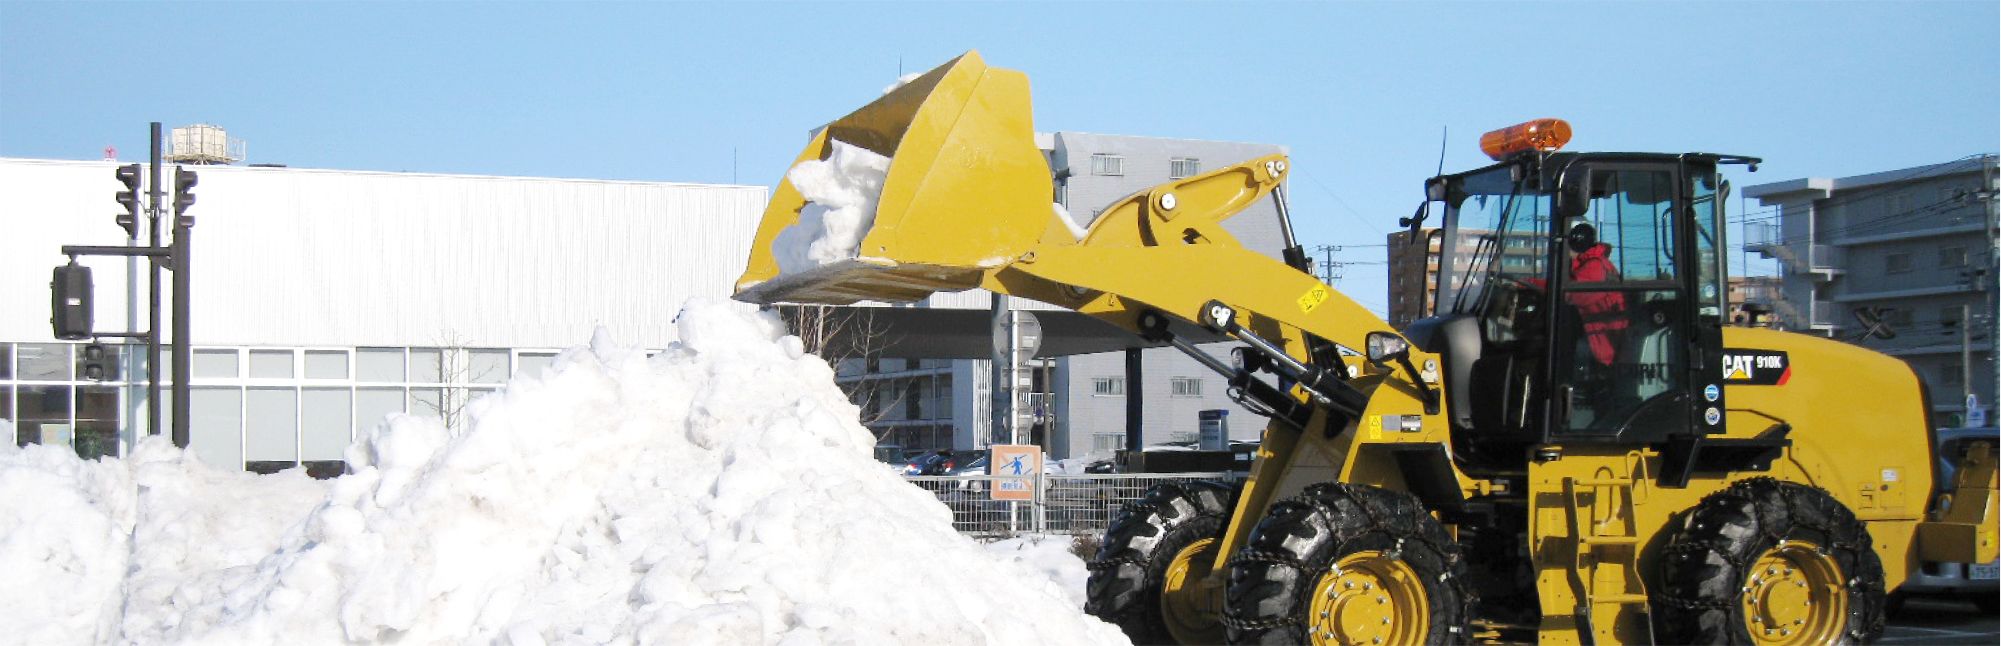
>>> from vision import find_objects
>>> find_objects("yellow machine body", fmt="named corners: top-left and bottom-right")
top-left (733, 51), bottom-right (1992, 644)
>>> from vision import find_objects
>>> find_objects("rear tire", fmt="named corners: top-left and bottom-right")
top-left (1086, 481), bottom-right (1238, 644)
top-left (1655, 478), bottom-right (1886, 645)
top-left (1222, 482), bottom-right (1472, 645)
top-left (1972, 591), bottom-right (1997, 615)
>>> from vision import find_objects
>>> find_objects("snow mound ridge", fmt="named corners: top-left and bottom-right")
top-left (1, 298), bottom-right (1127, 645)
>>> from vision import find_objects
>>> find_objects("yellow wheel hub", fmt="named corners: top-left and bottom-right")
top-left (1160, 537), bottom-right (1226, 644)
top-left (1306, 551), bottom-right (1429, 646)
top-left (1741, 540), bottom-right (1847, 645)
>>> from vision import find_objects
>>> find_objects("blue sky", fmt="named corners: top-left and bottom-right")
top-left (4, 1), bottom-right (1995, 314)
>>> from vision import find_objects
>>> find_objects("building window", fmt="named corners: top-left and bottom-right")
top-left (1941, 363), bottom-right (1964, 386)
top-left (468, 349), bottom-right (510, 384)
top-left (1090, 154), bottom-right (1124, 176)
top-left (1885, 252), bottom-right (1913, 274)
top-left (1169, 158), bottom-right (1200, 179)
top-left (1092, 432), bottom-right (1124, 452)
top-left (1170, 377), bottom-right (1202, 397)
top-left (1092, 377), bottom-right (1125, 396)
top-left (1939, 246), bottom-right (1967, 268)
top-left (356, 347), bottom-right (404, 382)
top-left (249, 350), bottom-right (294, 379)
top-left (304, 350), bottom-right (349, 380)
top-left (192, 349), bottom-right (239, 379)
top-left (516, 351), bottom-right (558, 377)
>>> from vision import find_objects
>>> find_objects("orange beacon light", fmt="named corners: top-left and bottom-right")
top-left (1479, 118), bottom-right (1572, 161)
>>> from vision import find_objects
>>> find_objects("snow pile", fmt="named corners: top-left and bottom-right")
top-left (0, 442), bottom-right (135, 644)
top-left (882, 72), bottom-right (922, 95)
top-left (2, 298), bottom-right (1126, 645)
top-left (0, 438), bottom-right (329, 644)
top-left (772, 140), bottom-right (893, 274)
top-left (982, 536), bottom-right (1090, 609)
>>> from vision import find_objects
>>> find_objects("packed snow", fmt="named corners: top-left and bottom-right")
top-left (0, 298), bottom-right (1126, 645)
top-left (772, 140), bottom-right (893, 274)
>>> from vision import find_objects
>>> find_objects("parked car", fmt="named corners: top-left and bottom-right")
top-left (901, 450), bottom-right (968, 476)
top-left (1891, 425), bottom-right (1999, 615)
top-left (947, 454), bottom-right (989, 476)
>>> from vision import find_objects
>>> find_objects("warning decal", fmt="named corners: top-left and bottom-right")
top-left (1298, 284), bottom-right (1331, 315)
top-left (1721, 349), bottom-right (1791, 386)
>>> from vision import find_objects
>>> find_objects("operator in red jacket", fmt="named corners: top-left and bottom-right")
top-left (1565, 222), bottom-right (1627, 366)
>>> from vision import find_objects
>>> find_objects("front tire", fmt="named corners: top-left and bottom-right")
top-left (1223, 483), bottom-right (1472, 645)
top-left (1655, 478), bottom-right (1886, 645)
top-left (1086, 481), bottom-right (1237, 644)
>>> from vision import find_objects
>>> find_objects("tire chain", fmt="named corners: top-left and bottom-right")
top-left (1084, 555), bottom-right (1146, 572)
top-left (1223, 484), bottom-right (1477, 637)
top-left (1659, 478), bottom-right (1885, 640)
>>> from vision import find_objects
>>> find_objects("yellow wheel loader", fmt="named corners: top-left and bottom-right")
top-left (732, 51), bottom-right (1999, 645)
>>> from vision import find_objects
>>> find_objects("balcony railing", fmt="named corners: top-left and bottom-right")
top-left (1745, 223), bottom-right (1783, 249)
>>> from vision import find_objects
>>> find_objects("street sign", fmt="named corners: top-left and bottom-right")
top-left (1199, 409), bottom-right (1229, 450)
top-left (990, 310), bottom-right (1042, 362)
top-left (988, 444), bottom-right (1041, 501)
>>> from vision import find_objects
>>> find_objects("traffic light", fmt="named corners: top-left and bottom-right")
top-left (51, 261), bottom-right (93, 340)
top-left (81, 343), bottom-right (118, 381)
top-left (173, 166), bottom-right (197, 217)
top-left (114, 163), bottom-right (142, 237)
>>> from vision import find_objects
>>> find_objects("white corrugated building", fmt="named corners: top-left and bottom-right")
top-left (2, 158), bottom-right (766, 471)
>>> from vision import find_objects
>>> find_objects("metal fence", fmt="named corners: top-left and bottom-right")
top-left (905, 472), bottom-right (1242, 537)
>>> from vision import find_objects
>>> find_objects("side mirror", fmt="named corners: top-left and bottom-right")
top-left (1365, 331), bottom-right (1410, 365)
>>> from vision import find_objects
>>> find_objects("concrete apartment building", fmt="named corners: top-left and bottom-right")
top-left (1048, 132), bottom-right (1292, 457)
top-left (1744, 155), bottom-right (1999, 425)
top-left (1384, 227), bottom-right (1543, 329)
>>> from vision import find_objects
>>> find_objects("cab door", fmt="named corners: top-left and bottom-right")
top-left (1549, 164), bottom-right (1701, 443)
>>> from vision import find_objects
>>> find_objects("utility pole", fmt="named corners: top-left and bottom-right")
top-left (1985, 156), bottom-right (1999, 422)
top-left (1962, 303), bottom-right (1975, 417)
top-left (1314, 244), bottom-right (1344, 285)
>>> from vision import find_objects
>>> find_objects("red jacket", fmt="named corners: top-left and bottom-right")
top-left (1569, 244), bottom-right (1627, 366)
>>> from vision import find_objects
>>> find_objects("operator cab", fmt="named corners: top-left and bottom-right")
top-left (1400, 119), bottom-right (1757, 471)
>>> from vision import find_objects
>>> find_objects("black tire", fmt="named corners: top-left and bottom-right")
top-left (1086, 481), bottom-right (1238, 644)
top-left (1972, 591), bottom-right (1997, 615)
top-left (1655, 477), bottom-right (1886, 645)
top-left (1884, 590), bottom-right (1907, 619)
top-left (1222, 482), bottom-right (1472, 645)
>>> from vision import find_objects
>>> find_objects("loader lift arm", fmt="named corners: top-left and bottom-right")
top-left (731, 54), bottom-right (1445, 585)
top-left (978, 153), bottom-right (1380, 425)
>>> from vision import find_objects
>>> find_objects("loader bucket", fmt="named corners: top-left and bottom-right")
top-left (734, 51), bottom-right (1055, 305)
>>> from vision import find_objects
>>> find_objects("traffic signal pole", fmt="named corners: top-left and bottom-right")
top-left (170, 166), bottom-right (195, 449)
top-left (55, 122), bottom-right (193, 450)
top-left (147, 123), bottom-right (164, 442)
